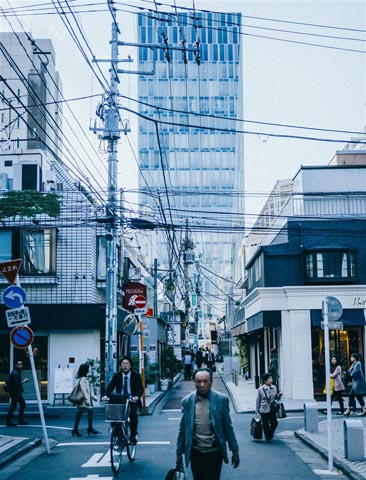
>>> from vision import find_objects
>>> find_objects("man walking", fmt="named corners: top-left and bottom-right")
top-left (176, 368), bottom-right (240, 480)
top-left (205, 348), bottom-right (215, 372)
top-left (103, 356), bottom-right (143, 444)
top-left (6, 360), bottom-right (29, 427)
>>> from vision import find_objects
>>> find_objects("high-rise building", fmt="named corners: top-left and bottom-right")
top-left (137, 11), bottom-right (244, 320)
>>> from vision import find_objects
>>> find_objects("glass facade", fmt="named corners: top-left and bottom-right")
top-left (137, 12), bottom-right (244, 316)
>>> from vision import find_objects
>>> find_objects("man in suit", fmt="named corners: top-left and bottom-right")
top-left (6, 360), bottom-right (29, 427)
top-left (176, 368), bottom-right (239, 480)
top-left (204, 348), bottom-right (215, 372)
top-left (103, 356), bottom-right (143, 444)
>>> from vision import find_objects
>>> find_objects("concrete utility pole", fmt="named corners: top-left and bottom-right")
top-left (92, 4), bottom-right (128, 384)
top-left (183, 220), bottom-right (195, 348)
top-left (193, 263), bottom-right (202, 351)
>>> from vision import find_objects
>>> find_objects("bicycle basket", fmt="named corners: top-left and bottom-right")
top-left (105, 404), bottom-right (128, 422)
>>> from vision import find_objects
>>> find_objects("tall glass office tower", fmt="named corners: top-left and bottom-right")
top-left (137, 11), bottom-right (244, 319)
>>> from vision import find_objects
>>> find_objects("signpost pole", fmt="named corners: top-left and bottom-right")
top-left (138, 317), bottom-right (146, 415)
top-left (323, 298), bottom-right (333, 473)
top-left (27, 344), bottom-right (50, 453)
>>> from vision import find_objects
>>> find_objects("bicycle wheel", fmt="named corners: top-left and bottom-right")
top-left (110, 425), bottom-right (123, 474)
top-left (125, 424), bottom-right (136, 461)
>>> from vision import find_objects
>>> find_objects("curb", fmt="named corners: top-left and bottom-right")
top-left (294, 430), bottom-right (364, 480)
top-left (0, 437), bottom-right (42, 469)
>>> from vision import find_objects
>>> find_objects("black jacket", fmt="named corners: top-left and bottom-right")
top-left (8, 368), bottom-right (23, 396)
top-left (106, 370), bottom-right (144, 402)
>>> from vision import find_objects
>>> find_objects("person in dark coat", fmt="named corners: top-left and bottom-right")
top-left (205, 348), bottom-right (215, 372)
top-left (195, 348), bottom-right (204, 368)
top-left (268, 348), bottom-right (279, 387)
top-left (343, 353), bottom-right (366, 416)
top-left (6, 360), bottom-right (29, 427)
top-left (103, 356), bottom-right (144, 443)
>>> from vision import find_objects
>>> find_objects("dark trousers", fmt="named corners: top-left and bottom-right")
top-left (190, 448), bottom-right (223, 480)
top-left (260, 411), bottom-right (278, 440)
top-left (129, 402), bottom-right (138, 437)
top-left (6, 393), bottom-right (26, 424)
top-left (348, 389), bottom-right (365, 408)
top-left (74, 407), bottom-right (94, 431)
top-left (332, 390), bottom-right (344, 412)
top-left (184, 364), bottom-right (192, 379)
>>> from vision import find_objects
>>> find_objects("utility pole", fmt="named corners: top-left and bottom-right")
top-left (92, 4), bottom-right (128, 384)
top-left (183, 219), bottom-right (194, 348)
top-left (193, 263), bottom-right (202, 351)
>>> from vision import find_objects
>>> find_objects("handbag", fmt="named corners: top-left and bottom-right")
top-left (263, 386), bottom-right (281, 413)
top-left (277, 401), bottom-right (287, 419)
top-left (322, 378), bottom-right (334, 395)
top-left (250, 415), bottom-right (263, 439)
top-left (67, 380), bottom-right (84, 406)
top-left (165, 467), bottom-right (186, 480)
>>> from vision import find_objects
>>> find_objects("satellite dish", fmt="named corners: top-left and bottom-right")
top-left (122, 314), bottom-right (139, 336)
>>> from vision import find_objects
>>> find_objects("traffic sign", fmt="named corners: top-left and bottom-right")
top-left (322, 296), bottom-right (342, 322)
top-left (134, 307), bottom-right (147, 314)
top-left (134, 295), bottom-right (147, 308)
top-left (10, 325), bottom-right (34, 349)
top-left (0, 259), bottom-right (22, 285)
top-left (321, 321), bottom-right (343, 331)
top-left (5, 306), bottom-right (31, 328)
top-left (3, 285), bottom-right (27, 309)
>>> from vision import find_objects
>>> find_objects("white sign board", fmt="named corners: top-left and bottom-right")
top-left (6, 306), bottom-right (31, 328)
top-left (134, 307), bottom-right (147, 314)
top-left (53, 368), bottom-right (74, 394)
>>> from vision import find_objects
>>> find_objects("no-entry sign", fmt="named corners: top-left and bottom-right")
top-left (10, 325), bottom-right (34, 349)
top-left (134, 295), bottom-right (147, 308)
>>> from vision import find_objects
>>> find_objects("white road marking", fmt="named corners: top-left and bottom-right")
top-left (82, 452), bottom-right (121, 468)
top-left (57, 441), bottom-right (170, 447)
top-left (313, 469), bottom-right (342, 476)
top-left (162, 409), bottom-right (181, 413)
top-left (70, 475), bottom-right (113, 480)
top-left (168, 417), bottom-right (181, 421)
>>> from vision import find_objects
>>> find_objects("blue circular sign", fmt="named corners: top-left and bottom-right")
top-left (10, 326), bottom-right (34, 349)
top-left (3, 285), bottom-right (26, 309)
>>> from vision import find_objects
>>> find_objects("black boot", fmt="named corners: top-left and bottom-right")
top-left (87, 409), bottom-right (99, 435)
top-left (72, 409), bottom-right (82, 437)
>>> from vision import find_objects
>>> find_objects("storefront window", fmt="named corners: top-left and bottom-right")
top-left (312, 327), bottom-right (363, 395)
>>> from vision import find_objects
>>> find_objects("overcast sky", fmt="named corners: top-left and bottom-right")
top-left (1, 0), bottom-right (365, 225)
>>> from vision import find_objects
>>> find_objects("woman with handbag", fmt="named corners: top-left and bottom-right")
top-left (255, 373), bottom-right (281, 443)
top-left (72, 363), bottom-right (99, 437)
top-left (344, 353), bottom-right (366, 417)
top-left (329, 356), bottom-right (345, 415)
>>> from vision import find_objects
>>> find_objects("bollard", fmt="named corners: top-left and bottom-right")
top-left (344, 420), bottom-right (365, 461)
top-left (234, 370), bottom-right (238, 386)
top-left (304, 402), bottom-right (318, 433)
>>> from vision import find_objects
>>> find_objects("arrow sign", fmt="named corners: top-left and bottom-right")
top-left (0, 259), bottom-right (22, 285)
top-left (10, 325), bottom-right (34, 349)
top-left (3, 285), bottom-right (27, 309)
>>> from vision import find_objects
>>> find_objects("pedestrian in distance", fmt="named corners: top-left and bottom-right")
top-left (330, 356), bottom-right (345, 415)
top-left (5, 360), bottom-right (29, 427)
top-left (176, 367), bottom-right (240, 480)
top-left (195, 348), bottom-right (204, 369)
top-left (204, 348), bottom-right (215, 372)
top-left (256, 373), bottom-right (281, 442)
top-left (183, 350), bottom-right (193, 380)
top-left (102, 355), bottom-right (144, 444)
top-left (268, 347), bottom-right (279, 387)
top-left (344, 353), bottom-right (366, 417)
top-left (72, 363), bottom-right (99, 437)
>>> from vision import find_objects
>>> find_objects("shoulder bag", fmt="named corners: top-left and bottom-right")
top-left (67, 379), bottom-right (84, 406)
top-left (263, 386), bottom-right (281, 413)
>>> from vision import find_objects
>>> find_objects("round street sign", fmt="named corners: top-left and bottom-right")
top-left (134, 295), bottom-right (147, 309)
top-left (322, 296), bottom-right (342, 322)
top-left (3, 285), bottom-right (27, 309)
top-left (10, 325), bottom-right (34, 349)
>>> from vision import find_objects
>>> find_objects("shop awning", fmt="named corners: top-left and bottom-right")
top-left (246, 311), bottom-right (281, 333)
top-left (311, 309), bottom-right (366, 327)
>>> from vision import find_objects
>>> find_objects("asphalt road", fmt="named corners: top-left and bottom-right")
top-left (0, 375), bottom-right (348, 480)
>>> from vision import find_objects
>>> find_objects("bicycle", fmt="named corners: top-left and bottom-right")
top-left (105, 398), bottom-right (137, 475)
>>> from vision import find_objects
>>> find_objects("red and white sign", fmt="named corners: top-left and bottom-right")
top-left (134, 295), bottom-right (147, 308)
top-left (122, 282), bottom-right (147, 312)
top-left (0, 259), bottom-right (22, 285)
